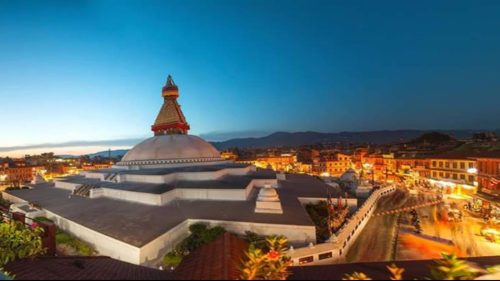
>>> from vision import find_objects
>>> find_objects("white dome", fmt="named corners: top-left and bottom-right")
top-left (120, 135), bottom-right (222, 164)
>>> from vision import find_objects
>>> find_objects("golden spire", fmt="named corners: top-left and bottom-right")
top-left (162, 75), bottom-right (179, 97)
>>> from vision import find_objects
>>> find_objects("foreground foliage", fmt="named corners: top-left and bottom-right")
top-left (240, 236), bottom-right (291, 280)
top-left (342, 253), bottom-right (497, 280)
top-left (0, 220), bottom-right (45, 266)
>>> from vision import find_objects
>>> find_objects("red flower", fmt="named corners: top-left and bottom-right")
top-left (267, 250), bottom-right (280, 261)
top-left (31, 222), bottom-right (39, 230)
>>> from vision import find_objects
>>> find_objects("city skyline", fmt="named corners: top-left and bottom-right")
top-left (1, 0), bottom-right (500, 156)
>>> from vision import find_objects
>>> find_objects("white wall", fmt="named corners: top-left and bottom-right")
top-left (54, 180), bottom-right (80, 191)
top-left (3, 192), bottom-right (142, 265)
top-left (287, 186), bottom-right (397, 266)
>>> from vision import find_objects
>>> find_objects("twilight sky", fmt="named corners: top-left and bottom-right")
top-left (0, 0), bottom-right (499, 156)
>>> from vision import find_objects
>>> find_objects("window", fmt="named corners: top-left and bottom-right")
top-left (445, 173), bottom-right (450, 178)
top-left (445, 162), bottom-right (450, 168)
top-left (299, 256), bottom-right (314, 265)
top-left (468, 175), bottom-right (474, 182)
top-left (440, 172), bottom-right (444, 177)
top-left (432, 161), bottom-right (437, 167)
top-left (319, 252), bottom-right (333, 260)
top-left (460, 174), bottom-right (465, 180)
top-left (460, 162), bottom-right (465, 169)
top-left (453, 162), bottom-right (457, 169)
top-left (453, 174), bottom-right (458, 180)
top-left (439, 162), bottom-right (443, 168)
top-left (469, 163), bottom-right (474, 169)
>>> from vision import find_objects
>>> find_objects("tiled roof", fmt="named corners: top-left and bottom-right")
top-left (173, 233), bottom-right (249, 280)
top-left (5, 256), bottom-right (172, 280)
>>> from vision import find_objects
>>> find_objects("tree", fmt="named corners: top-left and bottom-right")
top-left (240, 236), bottom-right (291, 280)
top-left (0, 221), bottom-right (45, 266)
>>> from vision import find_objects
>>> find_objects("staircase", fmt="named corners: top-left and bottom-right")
top-left (73, 184), bottom-right (98, 197)
top-left (104, 173), bottom-right (118, 182)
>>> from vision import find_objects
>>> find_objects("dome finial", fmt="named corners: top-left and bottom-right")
top-left (166, 75), bottom-right (175, 87)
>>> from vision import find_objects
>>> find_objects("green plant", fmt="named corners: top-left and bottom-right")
top-left (240, 236), bottom-right (291, 280)
top-left (0, 220), bottom-right (45, 266)
top-left (163, 252), bottom-right (183, 268)
top-left (244, 231), bottom-right (268, 250)
top-left (180, 224), bottom-right (226, 253)
top-left (162, 224), bottom-right (227, 268)
top-left (342, 272), bottom-right (372, 280)
top-left (430, 253), bottom-right (482, 280)
top-left (56, 230), bottom-right (95, 256)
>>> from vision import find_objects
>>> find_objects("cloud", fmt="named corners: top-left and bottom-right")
top-left (0, 138), bottom-right (142, 157)
top-left (199, 130), bottom-right (271, 142)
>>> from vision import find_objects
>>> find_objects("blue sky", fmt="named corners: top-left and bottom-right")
top-left (0, 0), bottom-right (499, 155)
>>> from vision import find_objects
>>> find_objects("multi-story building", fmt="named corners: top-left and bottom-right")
top-left (363, 153), bottom-right (396, 182)
top-left (428, 155), bottom-right (477, 195)
top-left (254, 154), bottom-right (296, 172)
top-left (82, 163), bottom-right (114, 171)
top-left (474, 152), bottom-right (500, 198)
top-left (320, 152), bottom-right (352, 177)
top-left (395, 157), bottom-right (430, 178)
top-left (4, 165), bottom-right (44, 185)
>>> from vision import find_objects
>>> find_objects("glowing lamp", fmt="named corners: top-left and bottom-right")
top-left (467, 168), bottom-right (477, 174)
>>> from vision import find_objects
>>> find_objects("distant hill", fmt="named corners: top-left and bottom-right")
top-left (408, 132), bottom-right (456, 145)
top-left (211, 130), bottom-right (493, 150)
top-left (86, 149), bottom-right (129, 159)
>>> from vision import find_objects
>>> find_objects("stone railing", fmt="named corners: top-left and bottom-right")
top-left (287, 185), bottom-right (397, 266)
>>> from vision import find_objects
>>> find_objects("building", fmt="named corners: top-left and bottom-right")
top-left (4, 76), bottom-right (339, 266)
top-left (320, 152), bottom-right (352, 177)
top-left (254, 153), bottom-right (296, 172)
top-left (428, 155), bottom-right (478, 196)
top-left (363, 153), bottom-right (396, 182)
top-left (2, 165), bottom-right (44, 186)
top-left (474, 151), bottom-right (500, 198)
top-left (220, 151), bottom-right (238, 161)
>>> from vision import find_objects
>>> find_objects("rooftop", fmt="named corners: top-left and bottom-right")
top-left (5, 174), bottom-right (330, 247)
top-left (4, 256), bottom-right (172, 280)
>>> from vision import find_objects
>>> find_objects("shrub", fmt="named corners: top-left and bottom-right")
top-left (163, 252), bottom-right (183, 268)
top-left (163, 224), bottom-right (227, 268)
top-left (0, 221), bottom-right (45, 266)
top-left (240, 236), bottom-right (291, 280)
top-left (56, 230), bottom-right (95, 256)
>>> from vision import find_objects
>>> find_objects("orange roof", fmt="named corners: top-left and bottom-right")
top-left (174, 233), bottom-right (248, 280)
